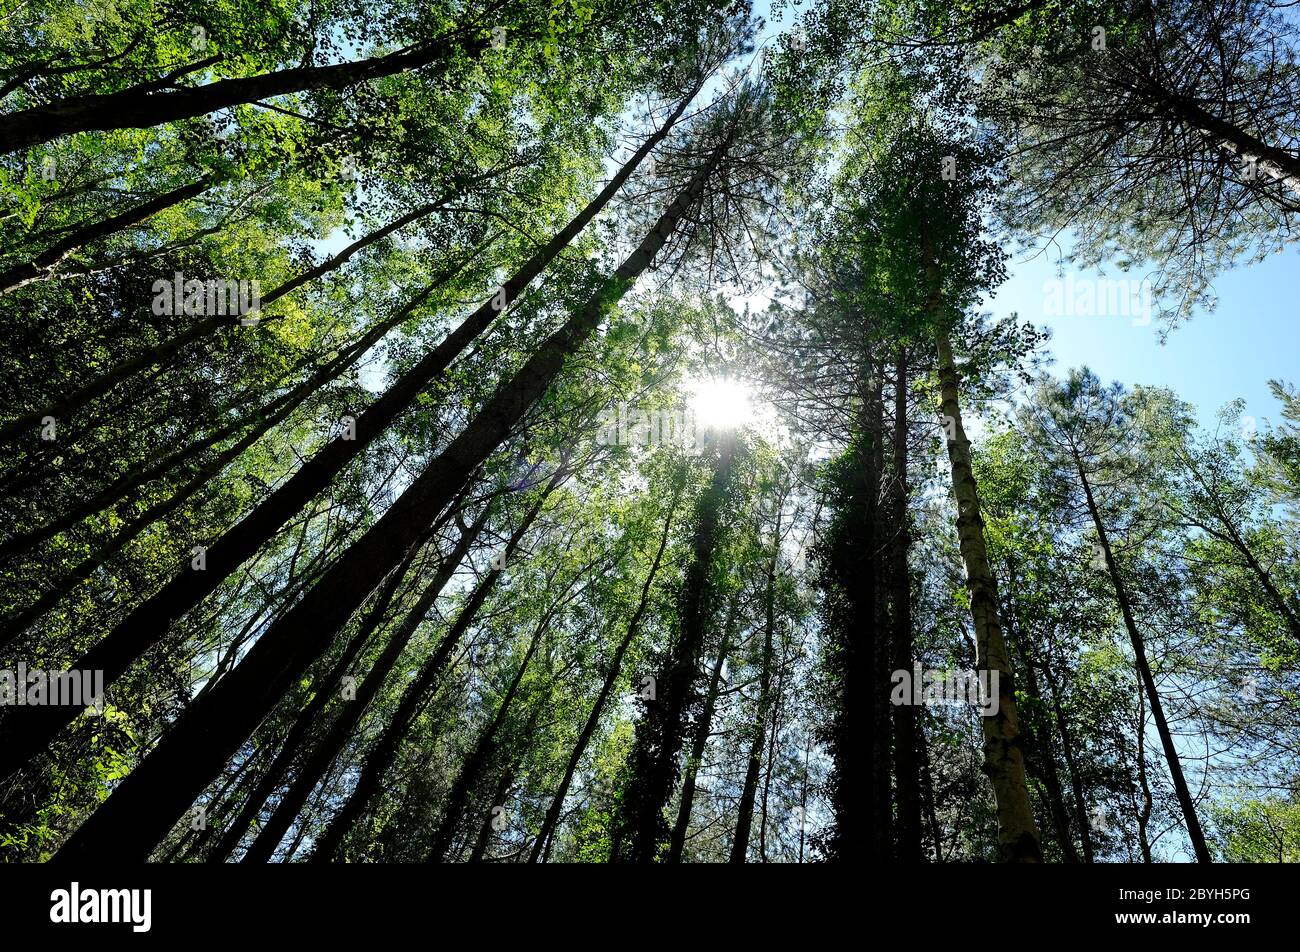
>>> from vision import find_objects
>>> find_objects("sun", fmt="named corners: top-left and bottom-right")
top-left (688, 377), bottom-right (754, 431)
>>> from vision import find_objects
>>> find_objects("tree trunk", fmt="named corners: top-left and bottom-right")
top-left (758, 641), bottom-right (790, 863)
top-left (1133, 679), bottom-right (1154, 863)
top-left (1000, 562), bottom-right (1080, 863)
top-left (239, 504), bottom-right (489, 862)
top-left (797, 734), bottom-right (811, 863)
top-left (1073, 454), bottom-right (1211, 862)
top-left (468, 701), bottom-right (544, 863)
top-left (1016, 654), bottom-right (1079, 863)
top-left (307, 473), bottom-right (562, 861)
top-left (866, 360), bottom-right (892, 861)
top-left (0, 311), bottom-right (225, 447)
top-left (427, 612), bottom-right (551, 862)
top-left (917, 716), bottom-right (943, 861)
top-left (614, 432), bottom-right (738, 863)
top-left (528, 481), bottom-right (681, 862)
top-left (0, 31), bottom-right (487, 152)
top-left (1038, 640), bottom-right (1095, 863)
top-left (161, 745), bottom-right (261, 861)
top-left (934, 324), bottom-right (1042, 862)
top-left (729, 515), bottom-right (779, 864)
top-left (1216, 514), bottom-right (1300, 646)
top-left (1172, 442), bottom-right (1300, 645)
top-left (206, 478), bottom-right (475, 862)
top-left (666, 599), bottom-right (737, 862)
top-left (819, 353), bottom-right (885, 862)
top-left (0, 176), bottom-right (216, 294)
top-left (205, 585), bottom-right (387, 862)
top-left (250, 194), bottom-right (461, 313)
top-left (889, 348), bottom-right (923, 862)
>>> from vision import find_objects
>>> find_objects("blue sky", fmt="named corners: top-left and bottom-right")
top-left (993, 241), bottom-right (1298, 430)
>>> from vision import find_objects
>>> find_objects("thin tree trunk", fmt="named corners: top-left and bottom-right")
top-left (178, 747), bottom-right (275, 861)
top-left (0, 176), bottom-right (216, 294)
top-left (468, 767), bottom-right (519, 864)
top-left (1015, 653), bottom-right (1079, 863)
top-left (204, 478), bottom-right (473, 862)
top-left (0, 311), bottom-right (221, 446)
top-left (427, 611), bottom-right (551, 862)
top-left (666, 601), bottom-right (737, 862)
top-left (1, 94), bottom-right (695, 783)
top-left (866, 359), bottom-right (892, 861)
top-left (0, 30), bottom-right (488, 152)
top-left (3, 383), bottom-right (293, 562)
top-left (0, 376), bottom-right (267, 499)
top-left (528, 482), bottom-right (681, 862)
top-left (1000, 563), bottom-right (1080, 863)
top-left (757, 657), bottom-right (786, 863)
top-left (729, 516), bottom-right (779, 864)
top-left (1235, 539), bottom-right (1300, 645)
top-left (1073, 454), bottom-right (1211, 862)
top-left (1038, 639), bottom-right (1095, 863)
top-left (798, 733), bottom-right (811, 863)
top-left (280, 766), bottom-right (338, 862)
top-left (731, 717), bottom-right (766, 863)
top-left (204, 575), bottom-right (392, 862)
top-left (1134, 679), bottom-right (1154, 863)
top-left (308, 473), bottom-right (562, 861)
top-left (888, 348), bottom-right (922, 862)
top-left (1214, 512), bottom-right (1300, 646)
top-left (160, 747), bottom-right (259, 861)
top-left (615, 431), bottom-right (738, 863)
top-left (468, 701), bottom-right (544, 863)
top-left (934, 323), bottom-right (1043, 863)
top-left (248, 193), bottom-right (461, 312)
top-left (917, 715), bottom-right (942, 862)
top-left (1170, 444), bottom-right (1300, 644)
top-left (240, 505), bottom-right (489, 862)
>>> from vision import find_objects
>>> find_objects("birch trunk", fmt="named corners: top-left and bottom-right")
top-left (935, 325), bottom-right (1042, 863)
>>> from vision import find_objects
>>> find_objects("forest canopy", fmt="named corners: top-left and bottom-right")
top-left (0, 0), bottom-right (1297, 865)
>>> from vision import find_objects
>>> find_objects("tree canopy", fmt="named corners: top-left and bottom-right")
top-left (0, 0), bottom-right (1296, 866)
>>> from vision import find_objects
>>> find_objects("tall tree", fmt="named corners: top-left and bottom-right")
top-left (1025, 370), bottom-right (1212, 862)
top-left (613, 432), bottom-right (741, 862)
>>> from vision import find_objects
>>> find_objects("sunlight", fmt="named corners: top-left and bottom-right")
top-left (688, 377), bottom-right (754, 431)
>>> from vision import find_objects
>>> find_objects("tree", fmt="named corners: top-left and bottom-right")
top-left (1023, 369), bottom-right (1212, 861)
